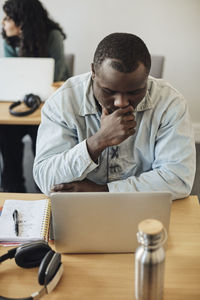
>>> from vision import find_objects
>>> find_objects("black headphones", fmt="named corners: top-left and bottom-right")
top-left (0, 240), bottom-right (63, 299)
top-left (9, 94), bottom-right (41, 117)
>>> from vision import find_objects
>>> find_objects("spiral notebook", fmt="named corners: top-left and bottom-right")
top-left (0, 199), bottom-right (51, 245)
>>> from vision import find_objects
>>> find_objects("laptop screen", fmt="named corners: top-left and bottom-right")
top-left (0, 57), bottom-right (55, 101)
top-left (50, 192), bottom-right (172, 254)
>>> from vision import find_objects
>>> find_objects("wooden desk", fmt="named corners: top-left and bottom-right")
top-left (0, 82), bottom-right (64, 125)
top-left (0, 193), bottom-right (200, 300)
top-left (0, 102), bottom-right (43, 125)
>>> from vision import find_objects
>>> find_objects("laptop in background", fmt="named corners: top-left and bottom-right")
top-left (50, 192), bottom-right (172, 254)
top-left (0, 57), bottom-right (55, 101)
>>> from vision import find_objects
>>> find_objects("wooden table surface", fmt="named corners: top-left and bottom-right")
top-left (0, 101), bottom-right (43, 125)
top-left (0, 81), bottom-right (64, 125)
top-left (0, 193), bottom-right (200, 300)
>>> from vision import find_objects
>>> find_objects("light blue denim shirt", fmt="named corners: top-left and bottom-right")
top-left (33, 72), bottom-right (196, 198)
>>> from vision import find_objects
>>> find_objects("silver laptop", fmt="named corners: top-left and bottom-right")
top-left (0, 57), bottom-right (55, 101)
top-left (50, 192), bottom-right (172, 254)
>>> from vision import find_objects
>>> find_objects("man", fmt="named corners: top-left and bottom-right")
top-left (33, 33), bottom-right (196, 199)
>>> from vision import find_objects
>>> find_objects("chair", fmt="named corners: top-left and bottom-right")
top-left (65, 53), bottom-right (75, 78)
top-left (22, 135), bottom-right (38, 192)
top-left (150, 55), bottom-right (165, 78)
top-left (0, 135), bottom-right (38, 193)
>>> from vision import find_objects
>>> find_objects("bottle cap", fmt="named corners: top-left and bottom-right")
top-left (138, 219), bottom-right (163, 235)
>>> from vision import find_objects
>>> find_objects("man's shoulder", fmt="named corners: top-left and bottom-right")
top-left (45, 72), bottom-right (92, 108)
top-left (63, 72), bottom-right (92, 89)
top-left (148, 76), bottom-right (185, 101)
top-left (146, 76), bottom-right (188, 120)
top-left (42, 72), bottom-right (93, 124)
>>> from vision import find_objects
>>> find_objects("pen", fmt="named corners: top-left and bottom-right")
top-left (12, 209), bottom-right (19, 236)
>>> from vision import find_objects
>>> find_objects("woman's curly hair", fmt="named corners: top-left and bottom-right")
top-left (2, 0), bottom-right (66, 57)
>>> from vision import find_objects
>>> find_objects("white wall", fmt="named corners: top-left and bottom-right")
top-left (0, 0), bottom-right (200, 128)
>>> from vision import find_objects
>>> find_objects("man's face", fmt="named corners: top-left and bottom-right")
top-left (92, 59), bottom-right (148, 114)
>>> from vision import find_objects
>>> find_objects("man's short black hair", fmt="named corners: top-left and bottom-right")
top-left (93, 32), bottom-right (151, 74)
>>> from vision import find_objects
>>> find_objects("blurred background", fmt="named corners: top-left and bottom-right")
top-left (1, 0), bottom-right (199, 127)
top-left (0, 0), bottom-right (199, 195)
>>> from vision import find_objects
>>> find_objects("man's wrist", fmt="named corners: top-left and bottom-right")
top-left (86, 133), bottom-right (108, 163)
top-left (98, 184), bottom-right (109, 192)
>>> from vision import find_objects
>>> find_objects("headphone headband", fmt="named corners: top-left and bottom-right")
top-left (0, 241), bottom-right (63, 300)
top-left (9, 94), bottom-right (41, 117)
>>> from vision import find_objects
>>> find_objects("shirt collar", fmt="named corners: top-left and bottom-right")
top-left (79, 73), bottom-right (98, 116)
top-left (78, 73), bottom-right (153, 116)
top-left (135, 90), bottom-right (153, 112)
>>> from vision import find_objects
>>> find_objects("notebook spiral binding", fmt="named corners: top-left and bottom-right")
top-left (40, 200), bottom-right (51, 241)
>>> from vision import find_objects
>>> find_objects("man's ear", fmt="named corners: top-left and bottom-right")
top-left (91, 63), bottom-right (95, 80)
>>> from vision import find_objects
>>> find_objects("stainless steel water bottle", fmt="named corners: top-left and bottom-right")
top-left (135, 219), bottom-right (167, 300)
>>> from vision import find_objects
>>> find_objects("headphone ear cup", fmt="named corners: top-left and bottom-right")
top-left (9, 94), bottom-right (41, 117)
top-left (15, 241), bottom-right (51, 268)
top-left (24, 93), bottom-right (41, 108)
top-left (38, 250), bottom-right (55, 285)
top-left (23, 94), bottom-right (31, 107)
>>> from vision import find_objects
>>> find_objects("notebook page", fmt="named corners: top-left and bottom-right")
top-left (0, 199), bottom-right (49, 242)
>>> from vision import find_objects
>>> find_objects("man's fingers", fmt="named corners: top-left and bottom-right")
top-left (114, 105), bottom-right (134, 116)
top-left (51, 183), bottom-right (71, 192)
top-left (123, 114), bottom-right (135, 121)
top-left (102, 107), bottom-right (109, 116)
top-left (128, 127), bottom-right (136, 135)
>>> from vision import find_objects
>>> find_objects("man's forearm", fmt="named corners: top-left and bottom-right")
top-left (52, 178), bottom-right (109, 192)
top-left (34, 140), bottom-right (98, 195)
top-left (86, 132), bottom-right (108, 163)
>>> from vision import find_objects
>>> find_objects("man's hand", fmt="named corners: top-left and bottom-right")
top-left (100, 106), bottom-right (136, 146)
top-left (86, 105), bottom-right (136, 162)
top-left (51, 178), bottom-right (108, 193)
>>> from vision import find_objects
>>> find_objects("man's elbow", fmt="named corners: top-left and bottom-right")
top-left (171, 178), bottom-right (193, 200)
top-left (33, 163), bottom-right (50, 196)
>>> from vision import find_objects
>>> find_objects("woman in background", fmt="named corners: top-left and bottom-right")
top-left (1, 0), bottom-right (69, 192)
